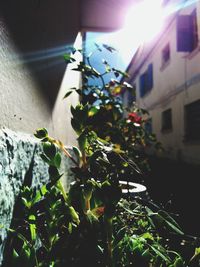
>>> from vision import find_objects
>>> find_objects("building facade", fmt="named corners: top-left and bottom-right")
top-left (124, 0), bottom-right (200, 164)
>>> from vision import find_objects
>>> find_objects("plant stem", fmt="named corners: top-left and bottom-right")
top-left (105, 216), bottom-right (113, 267)
top-left (57, 179), bottom-right (67, 202)
top-left (85, 199), bottom-right (90, 211)
top-left (87, 56), bottom-right (106, 90)
top-left (51, 138), bottom-right (79, 167)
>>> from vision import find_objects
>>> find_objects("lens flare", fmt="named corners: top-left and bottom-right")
top-left (124, 0), bottom-right (164, 44)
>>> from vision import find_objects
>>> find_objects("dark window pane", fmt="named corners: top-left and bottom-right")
top-left (139, 63), bottom-right (153, 97)
top-left (147, 63), bottom-right (153, 90)
top-left (162, 109), bottom-right (172, 131)
top-left (127, 85), bottom-right (136, 107)
top-left (185, 100), bottom-right (200, 141)
top-left (191, 9), bottom-right (198, 49)
top-left (139, 73), bottom-right (145, 97)
top-left (177, 9), bottom-right (198, 52)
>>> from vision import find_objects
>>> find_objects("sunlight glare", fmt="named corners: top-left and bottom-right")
top-left (96, 0), bottom-right (165, 64)
top-left (124, 0), bottom-right (164, 44)
top-left (96, 0), bottom-right (200, 65)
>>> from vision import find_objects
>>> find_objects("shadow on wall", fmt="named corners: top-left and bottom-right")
top-left (0, 0), bottom-right (80, 107)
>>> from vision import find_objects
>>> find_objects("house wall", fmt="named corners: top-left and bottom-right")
top-left (130, 0), bottom-right (200, 164)
top-left (0, 2), bottom-right (81, 263)
top-left (0, 0), bottom-right (80, 145)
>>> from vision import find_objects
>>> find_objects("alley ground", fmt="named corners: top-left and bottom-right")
top-left (144, 157), bottom-right (200, 236)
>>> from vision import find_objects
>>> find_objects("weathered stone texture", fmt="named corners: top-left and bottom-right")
top-left (0, 128), bottom-right (48, 264)
top-left (0, 128), bottom-right (75, 265)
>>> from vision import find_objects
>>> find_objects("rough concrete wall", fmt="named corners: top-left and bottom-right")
top-left (0, 19), bottom-right (54, 135)
top-left (0, 128), bottom-right (75, 265)
top-left (0, 0), bottom-right (80, 143)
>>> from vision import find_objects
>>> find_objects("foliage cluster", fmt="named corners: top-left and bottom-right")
top-left (2, 44), bottom-right (200, 267)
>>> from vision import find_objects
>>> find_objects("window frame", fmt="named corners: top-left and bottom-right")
top-left (139, 63), bottom-right (153, 97)
top-left (161, 108), bottom-right (173, 132)
top-left (184, 99), bottom-right (200, 142)
top-left (177, 8), bottom-right (198, 53)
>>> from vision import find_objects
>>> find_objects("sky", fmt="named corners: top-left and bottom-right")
top-left (84, 0), bottom-right (166, 80)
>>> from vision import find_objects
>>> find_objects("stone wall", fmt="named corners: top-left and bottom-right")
top-left (0, 128), bottom-right (74, 265)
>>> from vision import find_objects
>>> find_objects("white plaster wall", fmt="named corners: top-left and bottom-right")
top-left (0, 19), bottom-right (53, 134)
top-left (52, 33), bottom-right (82, 146)
top-left (133, 0), bottom-right (200, 164)
top-left (0, 0), bottom-right (80, 144)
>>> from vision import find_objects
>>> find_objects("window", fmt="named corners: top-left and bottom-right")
top-left (185, 100), bottom-right (200, 141)
top-left (139, 63), bottom-right (153, 97)
top-left (177, 9), bottom-right (198, 52)
top-left (162, 43), bottom-right (170, 66)
top-left (145, 118), bottom-right (152, 134)
top-left (162, 109), bottom-right (172, 131)
top-left (127, 84), bottom-right (136, 107)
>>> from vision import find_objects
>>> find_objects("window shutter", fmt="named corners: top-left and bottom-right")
top-left (139, 75), bottom-right (145, 97)
top-left (191, 9), bottom-right (198, 49)
top-left (148, 63), bottom-right (153, 90)
top-left (177, 15), bottom-right (193, 52)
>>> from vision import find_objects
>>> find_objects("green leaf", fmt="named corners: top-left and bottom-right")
top-left (40, 153), bottom-right (51, 165)
top-left (112, 68), bottom-right (129, 78)
top-left (12, 249), bottom-right (19, 259)
top-left (90, 206), bottom-right (105, 219)
top-left (195, 247), bottom-right (200, 256)
top-left (141, 232), bottom-right (154, 241)
top-left (63, 91), bottom-right (73, 99)
top-left (28, 214), bottom-right (36, 241)
top-left (48, 166), bottom-right (62, 182)
top-left (34, 128), bottom-right (48, 139)
top-left (54, 153), bottom-right (62, 168)
top-left (150, 245), bottom-right (171, 263)
top-left (114, 71), bottom-right (120, 78)
top-left (113, 227), bottom-right (126, 248)
top-left (103, 44), bottom-right (116, 52)
top-left (88, 106), bottom-right (100, 117)
top-left (70, 105), bottom-right (76, 117)
top-left (94, 43), bottom-right (102, 52)
top-left (21, 242), bottom-right (31, 260)
top-left (159, 210), bottom-right (182, 232)
top-left (68, 222), bottom-right (73, 234)
top-left (165, 220), bottom-right (184, 235)
top-left (76, 89), bottom-right (82, 95)
top-left (71, 118), bottom-right (82, 134)
top-left (174, 257), bottom-right (184, 267)
top-left (123, 81), bottom-right (133, 89)
top-left (21, 197), bottom-right (32, 209)
top-left (72, 146), bottom-right (82, 160)
top-left (86, 210), bottom-right (99, 223)
top-left (33, 184), bottom-right (47, 204)
top-left (63, 53), bottom-right (76, 64)
top-left (69, 206), bottom-right (80, 224)
top-left (43, 142), bottom-right (57, 160)
top-left (77, 132), bottom-right (87, 152)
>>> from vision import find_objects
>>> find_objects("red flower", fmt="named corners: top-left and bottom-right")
top-left (128, 112), bottom-right (142, 124)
